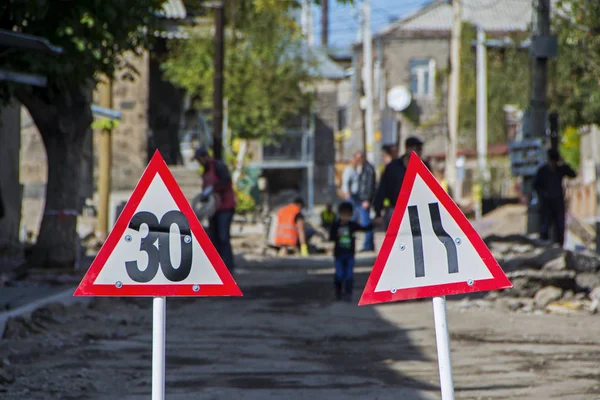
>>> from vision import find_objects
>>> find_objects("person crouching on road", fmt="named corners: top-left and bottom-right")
top-left (271, 197), bottom-right (311, 257)
top-left (329, 201), bottom-right (377, 302)
top-left (195, 147), bottom-right (237, 272)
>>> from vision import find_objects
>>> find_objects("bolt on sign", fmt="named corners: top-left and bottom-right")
top-left (74, 151), bottom-right (242, 400)
top-left (359, 153), bottom-right (512, 400)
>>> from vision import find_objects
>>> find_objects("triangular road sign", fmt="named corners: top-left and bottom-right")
top-left (74, 151), bottom-right (242, 297)
top-left (359, 153), bottom-right (511, 305)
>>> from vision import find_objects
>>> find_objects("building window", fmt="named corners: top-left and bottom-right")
top-left (409, 59), bottom-right (436, 98)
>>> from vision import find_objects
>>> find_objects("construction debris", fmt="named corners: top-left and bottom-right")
top-left (485, 234), bottom-right (600, 315)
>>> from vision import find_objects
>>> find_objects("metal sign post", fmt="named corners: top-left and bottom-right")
top-left (74, 153), bottom-right (242, 399)
top-left (152, 297), bottom-right (166, 400)
top-left (432, 296), bottom-right (455, 400)
top-left (359, 154), bottom-right (511, 398)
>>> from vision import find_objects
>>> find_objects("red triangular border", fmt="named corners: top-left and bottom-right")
top-left (74, 150), bottom-right (242, 297)
top-left (359, 153), bottom-right (511, 305)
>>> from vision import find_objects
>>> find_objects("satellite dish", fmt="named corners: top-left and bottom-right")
top-left (387, 86), bottom-right (412, 111)
top-left (360, 96), bottom-right (367, 110)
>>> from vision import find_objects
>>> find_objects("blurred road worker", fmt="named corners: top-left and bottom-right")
top-left (320, 204), bottom-right (336, 230)
top-left (533, 149), bottom-right (576, 247)
top-left (434, 165), bottom-right (453, 199)
top-left (374, 136), bottom-right (431, 227)
top-left (342, 151), bottom-right (377, 252)
top-left (269, 197), bottom-right (311, 256)
top-left (195, 147), bottom-right (237, 271)
top-left (329, 201), bottom-right (378, 301)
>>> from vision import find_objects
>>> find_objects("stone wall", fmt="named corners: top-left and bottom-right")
top-left (20, 107), bottom-right (46, 196)
top-left (103, 51), bottom-right (150, 190)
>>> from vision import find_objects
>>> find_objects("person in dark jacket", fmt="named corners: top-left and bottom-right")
top-left (195, 147), bottom-right (237, 271)
top-left (374, 136), bottom-right (431, 226)
top-left (355, 151), bottom-right (377, 251)
top-left (533, 149), bottom-right (576, 246)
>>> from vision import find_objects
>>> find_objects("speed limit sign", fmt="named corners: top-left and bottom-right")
top-left (74, 151), bottom-right (241, 298)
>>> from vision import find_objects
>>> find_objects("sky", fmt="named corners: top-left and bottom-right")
top-left (311, 0), bottom-right (431, 48)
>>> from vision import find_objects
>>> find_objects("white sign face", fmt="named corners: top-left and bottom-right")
top-left (359, 153), bottom-right (511, 305)
top-left (374, 175), bottom-right (493, 293)
top-left (94, 175), bottom-right (222, 286)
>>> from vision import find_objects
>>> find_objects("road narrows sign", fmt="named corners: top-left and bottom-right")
top-left (359, 153), bottom-right (511, 305)
top-left (74, 150), bottom-right (242, 297)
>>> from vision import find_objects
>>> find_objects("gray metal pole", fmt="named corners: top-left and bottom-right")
top-left (212, 2), bottom-right (225, 160)
top-left (476, 27), bottom-right (488, 184)
top-left (321, 0), bottom-right (329, 47)
top-left (447, 0), bottom-right (461, 201)
top-left (526, 0), bottom-right (551, 234)
top-left (363, 0), bottom-right (375, 163)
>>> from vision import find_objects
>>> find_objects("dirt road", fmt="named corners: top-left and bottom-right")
top-left (1, 258), bottom-right (599, 399)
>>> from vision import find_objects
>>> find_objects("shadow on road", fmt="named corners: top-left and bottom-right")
top-left (160, 256), bottom-right (440, 399)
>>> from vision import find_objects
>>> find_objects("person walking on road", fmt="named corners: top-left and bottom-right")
top-left (533, 149), bottom-right (576, 247)
top-left (380, 144), bottom-right (399, 210)
top-left (381, 143), bottom-right (399, 172)
top-left (374, 136), bottom-right (431, 226)
top-left (329, 201), bottom-right (377, 302)
top-left (341, 151), bottom-right (376, 252)
top-left (195, 147), bottom-right (237, 271)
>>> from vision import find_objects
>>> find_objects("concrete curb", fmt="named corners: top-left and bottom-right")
top-left (0, 286), bottom-right (92, 338)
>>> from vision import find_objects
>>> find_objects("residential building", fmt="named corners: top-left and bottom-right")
top-left (246, 45), bottom-right (347, 211)
top-left (347, 0), bottom-right (534, 191)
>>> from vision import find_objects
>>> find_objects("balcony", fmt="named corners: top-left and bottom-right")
top-left (249, 128), bottom-right (312, 169)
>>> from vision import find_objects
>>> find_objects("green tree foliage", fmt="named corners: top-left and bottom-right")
top-left (457, 23), bottom-right (530, 148)
top-left (0, 0), bottom-right (163, 100)
top-left (551, 0), bottom-right (600, 128)
top-left (162, 1), bottom-right (314, 140)
top-left (0, 0), bottom-right (163, 268)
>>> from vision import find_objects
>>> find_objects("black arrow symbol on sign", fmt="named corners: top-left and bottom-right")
top-left (407, 202), bottom-right (459, 278)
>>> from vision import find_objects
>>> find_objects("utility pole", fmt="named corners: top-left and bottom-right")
top-left (97, 75), bottom-right (113, 238)
top-left (212, 1), bottom-right (225, 160)
top-left (363, 0), bottom-right (375, 163)
top-left (530, 0), bottom-right (550, 143)
top-left (476, 27), bottom-right (488, 185)
top-left (321, 0), bottom-right (329, 47)
top-left (447, 0), bottom-right (461, 201)
top-left (526, 0), bottom-right (553, 233)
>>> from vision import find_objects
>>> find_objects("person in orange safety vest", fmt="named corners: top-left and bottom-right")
top-left (269, 197), bottom-right (310, 256)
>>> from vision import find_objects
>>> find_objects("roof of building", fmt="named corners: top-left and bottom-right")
top-left (375, 0), bottom-right (533, 39)
top-left (0, 29), bottom-right (63, 54)
top-left (305, 45), bottom-right (347, 80)
top-left (326, 46), bottom-right (353, 61)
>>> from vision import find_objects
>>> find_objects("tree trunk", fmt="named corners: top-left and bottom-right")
top-left (17, 86), bottom-right (93, 269)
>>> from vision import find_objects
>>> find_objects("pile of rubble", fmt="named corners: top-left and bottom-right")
top-left (484, 234), bottom-right (600, 315)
